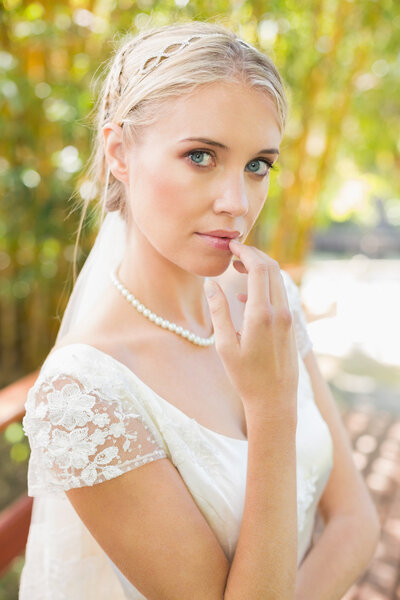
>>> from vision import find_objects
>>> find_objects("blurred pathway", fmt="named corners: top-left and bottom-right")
top-left (339, 404), bottom-right (400, 599)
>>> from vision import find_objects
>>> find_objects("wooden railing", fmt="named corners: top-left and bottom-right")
top-left (0, 370), bottom-right (39, 577)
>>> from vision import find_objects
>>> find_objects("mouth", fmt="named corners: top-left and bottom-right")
top-left (195, 232), bottom-right (237, 251)
top-left (200, 230), bottom-right (241, 239)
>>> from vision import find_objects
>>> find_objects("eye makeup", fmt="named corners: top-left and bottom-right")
top-left (184, 148), bottom-right (278, 177)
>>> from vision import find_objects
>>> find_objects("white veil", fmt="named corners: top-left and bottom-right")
top-left (56, 167), bottom-right (126, 343)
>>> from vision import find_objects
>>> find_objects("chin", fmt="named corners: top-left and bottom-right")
top-left (192, 258), bottom-right (233, 278)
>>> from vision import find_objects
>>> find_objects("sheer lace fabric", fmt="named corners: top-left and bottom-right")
top-left (23, 372), bottom-right (167, 496)
top-left (19, 270), bottom-right (333, 599)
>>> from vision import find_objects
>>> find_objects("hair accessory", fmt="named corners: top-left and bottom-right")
top-left (138, 34), bottom-right (209, 77)
top-left (112, 34), bottom-right (256, 123)
top-left (109, 267), bottom-right (215, 347)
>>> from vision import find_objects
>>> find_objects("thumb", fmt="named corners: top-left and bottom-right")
top-left (204, 279), bottom-right (239, 356)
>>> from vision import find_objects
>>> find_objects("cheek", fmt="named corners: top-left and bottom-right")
top-left (249, 183), bottom-right (269, 225)
top-left (129, 162), bottom-right (199, 247)
top-left (149, 177), bottom-right (184, 218)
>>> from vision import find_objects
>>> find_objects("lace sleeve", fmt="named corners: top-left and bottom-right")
top-left (22, 370), bottom-right (167, 497)
top-left (280, 269), bottom-right (313, 359)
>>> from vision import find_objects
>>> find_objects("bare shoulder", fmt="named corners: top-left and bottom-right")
top-left (49, 330), bottom-right (122, 360)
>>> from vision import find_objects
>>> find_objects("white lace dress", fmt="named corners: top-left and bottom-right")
top-left (19, 270), bottom-right (334, 599)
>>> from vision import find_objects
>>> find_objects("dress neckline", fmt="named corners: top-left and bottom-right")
top-left (47, 342), bottom-right (248, 444)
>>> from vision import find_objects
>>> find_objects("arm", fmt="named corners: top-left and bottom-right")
top-left (294, 349), bottom-right (381, 600)
top-left (225, 409), bottom-right (298, 599)
top-left (67, 409), bottom-right (298, 600)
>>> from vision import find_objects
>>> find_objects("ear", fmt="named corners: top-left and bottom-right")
top-left (102, 122), bottom-right (129, 184)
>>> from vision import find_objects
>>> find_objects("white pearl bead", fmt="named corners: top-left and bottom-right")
top-left (110, 269), bottom-right (214, 348)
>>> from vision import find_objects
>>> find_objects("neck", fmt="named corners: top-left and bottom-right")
top-left (116, 230), bottom-right (213, 336)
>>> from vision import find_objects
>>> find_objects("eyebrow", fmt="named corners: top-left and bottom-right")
top-left (179, 137), bottom-right (280, 155)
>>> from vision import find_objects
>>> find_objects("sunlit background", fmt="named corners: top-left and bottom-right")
top-left (0, 0), bottom-right (399, 598)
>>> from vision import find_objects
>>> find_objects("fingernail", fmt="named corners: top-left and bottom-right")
top-left (204, 279), bottom-right (217, 299)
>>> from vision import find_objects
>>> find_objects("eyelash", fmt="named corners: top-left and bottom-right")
top-left (185, 149), bottom-right (277, 177)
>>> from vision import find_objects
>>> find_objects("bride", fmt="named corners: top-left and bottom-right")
top-left (20, 20), bottom-right (380, 599)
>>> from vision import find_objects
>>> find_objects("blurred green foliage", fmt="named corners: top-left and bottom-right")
top-left (0, 424), bottom-right (30, 512)
top-left (0, 424), bottom-right (30, 598)
top-left (0, 556), bottom-right (25, 600)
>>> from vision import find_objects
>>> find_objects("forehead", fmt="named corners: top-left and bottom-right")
top-left (143, 80), bottom-right (282, 150)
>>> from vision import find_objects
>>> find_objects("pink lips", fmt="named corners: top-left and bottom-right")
top-left (196, 230), bottom-right (240, 251)
top-left (201, 230), bottom-right (241, 238)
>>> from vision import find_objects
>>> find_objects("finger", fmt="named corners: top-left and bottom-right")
top-left (232, 259), bottom-right (247, 274)
top-left (229, 240), bottom-right (270, 307)
top-left (251, 247), bottom-right (290, 309)
top-left (204, 279), bottom-right (240, 356)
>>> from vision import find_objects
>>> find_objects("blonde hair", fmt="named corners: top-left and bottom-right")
top-left (71, 20), bottom-right (288, 283)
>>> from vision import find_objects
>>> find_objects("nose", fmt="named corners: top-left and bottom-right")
top-left (213, 172), bottom-right (249, 217)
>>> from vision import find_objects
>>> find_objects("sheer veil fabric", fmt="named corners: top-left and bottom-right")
top-left (56, 208), bottom-right (127, 342)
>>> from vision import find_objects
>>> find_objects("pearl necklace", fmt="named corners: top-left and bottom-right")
top-left (109, 269), bottom-right (215, 347)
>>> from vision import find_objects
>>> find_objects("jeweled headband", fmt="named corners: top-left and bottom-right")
top-left (137, 33), bottom-right (254, 78)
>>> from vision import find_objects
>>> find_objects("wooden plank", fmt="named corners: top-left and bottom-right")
top-left (0, 494), bottom-right (33, 577)
top-left (0, 370), bottom-right (40, 432)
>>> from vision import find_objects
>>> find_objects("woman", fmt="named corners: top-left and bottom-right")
top-left (20, 21), bottom-right (380, 599)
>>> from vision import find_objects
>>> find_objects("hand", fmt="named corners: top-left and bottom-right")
top-left (204, 240), bottom-right (299, 419)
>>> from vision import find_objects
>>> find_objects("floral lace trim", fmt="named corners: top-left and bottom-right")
top-left (23, 374), bottom-right (167, 494)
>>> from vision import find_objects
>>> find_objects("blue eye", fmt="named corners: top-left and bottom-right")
top-left (246, 159), bottom-right (274, 176)
top-left (188, 150), bottom-right (213, 167)
top-left (186, 149), bottom-right (276, 177)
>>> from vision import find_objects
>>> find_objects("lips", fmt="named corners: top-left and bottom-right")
top-left (195, 232), bottom-right (239, 251)
top-left (199, 230), bottom-right (241, 239)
